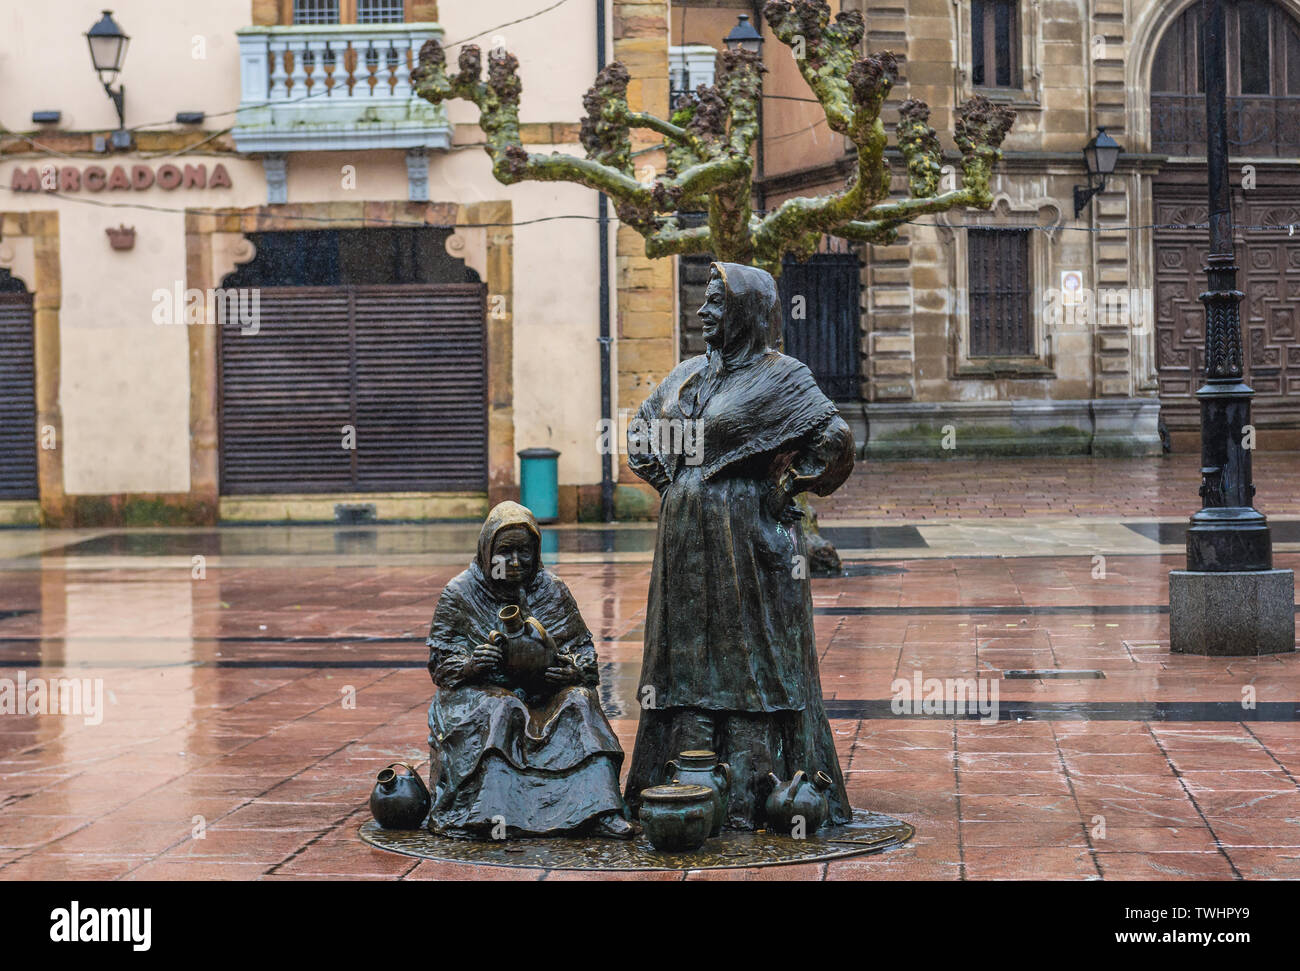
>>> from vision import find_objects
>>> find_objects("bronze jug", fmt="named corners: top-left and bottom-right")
top-left (764, 769), bottom-right (832, 835)
top-left (369, 762), bottom-right (431, 830)
top-left (493, 604), bottom-right (556, 693)
top-left (666, 749), bottom-right (732, 836)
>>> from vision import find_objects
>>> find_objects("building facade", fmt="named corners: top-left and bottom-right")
top-left (0, 0), bottom-right (618, 526)
top-left (2, 1), bottom-right (1296, 528)
top-left (672, 0), bottom-right (1300, 459)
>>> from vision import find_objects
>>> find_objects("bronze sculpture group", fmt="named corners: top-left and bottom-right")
top-left (400, 262), bottom-right (856, 844)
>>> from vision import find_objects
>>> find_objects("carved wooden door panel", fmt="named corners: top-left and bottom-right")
top-left (1240, 197), bottom-right (1300, 407)
top-left (1153, 182), bottom-right (1300, 431)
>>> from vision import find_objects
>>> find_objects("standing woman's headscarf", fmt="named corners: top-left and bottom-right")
top-left (681, 262), bottom-right (780, 417)
top-left (708, 262), bottom-right (778, 369)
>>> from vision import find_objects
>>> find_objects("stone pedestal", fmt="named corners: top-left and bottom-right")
top-left (1169, 569), bottom-right (1296, 655)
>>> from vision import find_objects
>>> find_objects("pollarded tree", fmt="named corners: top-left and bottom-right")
top-left (410, 0), bottom-right (1015, 274)
top-left (411, 0), bottom-right (1015, 568)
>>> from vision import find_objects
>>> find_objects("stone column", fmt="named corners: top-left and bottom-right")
top-left (612, 0), bottom-right (673, 519)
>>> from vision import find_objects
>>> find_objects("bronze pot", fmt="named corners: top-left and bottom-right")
top-left (638, 783), bottom-right (714, 852)
top-left (666, 749), bottom-right (731, 836)
top-left (494, 605), bottom-right (555, 692)
top-left (764, 769), bottom-right (832, 835)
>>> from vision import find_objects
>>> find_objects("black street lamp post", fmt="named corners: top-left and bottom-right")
top-left (1168, 0), bottom-right (1294, 655)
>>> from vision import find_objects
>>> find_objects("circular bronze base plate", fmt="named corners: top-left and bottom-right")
top-left (359, 808), bottom-right (913, 871)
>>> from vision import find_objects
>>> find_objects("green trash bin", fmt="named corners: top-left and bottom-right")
top-left (517, 447), bottom-right (560, 523)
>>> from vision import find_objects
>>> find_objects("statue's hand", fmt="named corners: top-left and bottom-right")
top-left (468, 642), bottom-right (503, 676)
top-left (764, 470), bottom-right (799, 522)
top-left (543, 655), bottom-right (583, 686)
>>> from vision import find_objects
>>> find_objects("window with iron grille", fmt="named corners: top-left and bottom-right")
top-left (971, 0), bottom-right (1019, 88)
top-left (967, 228), bottom-right (1033, 357)
top-left (779, 252), bottom-right (863, 401)
top-left (293, 0), bottom-right (340, 24)
top-left (293, 0), bottom-right (404, 23)
top-left (1150, 1), bottom-right (1300, 156)
top-left (357, 0), bottom-right (405, 24)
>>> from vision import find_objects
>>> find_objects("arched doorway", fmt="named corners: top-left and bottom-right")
top-left (1150, 0), bottom-right (1300, 444)
top-left (0, 268), bottom-right (37, 499)
top-left (217, 227), bottom-right (488, 495)
top-left (1151, 0), bottom-right (1300, 155)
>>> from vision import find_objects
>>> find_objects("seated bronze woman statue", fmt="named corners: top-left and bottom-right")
top-left (425, 501), bottom-right (636, 839)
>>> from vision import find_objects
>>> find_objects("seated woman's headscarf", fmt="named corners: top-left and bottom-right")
top-left (429, 501), bottom-right (592, 681)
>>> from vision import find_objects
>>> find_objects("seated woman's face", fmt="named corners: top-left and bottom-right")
top-left (491, 526), bottom-right (536, 583)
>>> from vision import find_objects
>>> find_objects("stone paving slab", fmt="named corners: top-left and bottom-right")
top-left (2, 454), bottom-right (1299, 880)
top-left (0, 548), bottom-right (1297, 880)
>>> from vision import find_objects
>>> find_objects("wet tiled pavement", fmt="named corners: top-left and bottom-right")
top-left (832, 451), bottom-right (1300, 520)
top-left (2, 456), bottom-right (1299, 880)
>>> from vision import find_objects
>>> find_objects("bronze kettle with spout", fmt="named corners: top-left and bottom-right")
top-left (369, 762), bottom-right (431, 829)
top-left (764, 769), bottom-right (832, 834)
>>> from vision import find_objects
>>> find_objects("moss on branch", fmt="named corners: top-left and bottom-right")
top-left (411, 7), bottom-right (1016, 276)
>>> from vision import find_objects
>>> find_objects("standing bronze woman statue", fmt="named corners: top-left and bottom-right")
top-left (425, 501), bottom-right (636, 839)
top-left (624, 261), bottom-right (856, 829)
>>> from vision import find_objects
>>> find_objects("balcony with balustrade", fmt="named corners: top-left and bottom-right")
top-left (232, 23), bottom-right (451, 155)
top-left (1151, 95), bottom-right (1300, 158)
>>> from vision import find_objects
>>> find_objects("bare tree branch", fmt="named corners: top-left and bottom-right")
top-left (410, 0), bottom-right (1015, 277)
top-left (645, 222), bottom-right (712, 258)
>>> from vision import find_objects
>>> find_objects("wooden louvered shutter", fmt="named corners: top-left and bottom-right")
top-left (219, 284), bottom-right (487, 494)
top-left (0, 293), bottom-right (38, 499)
top-left (352, 285), bottom-right (487, 491)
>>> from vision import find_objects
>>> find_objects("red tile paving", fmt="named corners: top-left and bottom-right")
top-left (1, 455), bottom-right (1299, 880)
top-left (824, 451), bottom-right (1300, 520)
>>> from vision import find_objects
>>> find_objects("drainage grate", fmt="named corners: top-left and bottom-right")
top-left (1002, 669), bottom-right (1106, 680)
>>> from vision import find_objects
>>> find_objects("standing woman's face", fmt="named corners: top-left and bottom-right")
top-left (698, 274), bottom-right (726, 347)
top-left (491, 526), bottom-right (536, 583)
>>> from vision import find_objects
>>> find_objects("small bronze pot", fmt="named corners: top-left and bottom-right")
top-left (638, 783), bottom-right (714, 852)
top-left (369, 762), bottom-right (431, 829)
top-left (666, 749), bottom-right (731, 836)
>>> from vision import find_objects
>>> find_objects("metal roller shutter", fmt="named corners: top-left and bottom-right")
top-left (0, 292), bottom-right (38, 500)
top-left (219, 283), bottom-right (487, 494)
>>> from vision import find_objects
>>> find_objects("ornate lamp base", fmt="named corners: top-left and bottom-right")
top-left (359, 808), bottom-right (913, 871)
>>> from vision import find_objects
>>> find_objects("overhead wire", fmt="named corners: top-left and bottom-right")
top-left (1, 182), bottom-right (1296, 237)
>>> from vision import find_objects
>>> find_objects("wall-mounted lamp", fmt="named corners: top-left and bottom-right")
top-left (724, 14), bottom-right (763, 53)
top-left (85, 10), bottom-right (132, 150)
top-left (1073, 126), bottom-right (1121, 218)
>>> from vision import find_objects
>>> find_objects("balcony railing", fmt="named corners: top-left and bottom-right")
top-left (233, 23), bottom-right (451, 153)
top-left (1151, 93), bottom-right (1300, 157)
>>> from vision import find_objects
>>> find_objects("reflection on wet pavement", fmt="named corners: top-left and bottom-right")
top-left (1, 491), bottom-right (1299, 879)
top-left (30, 524), bottom-right (660, 559)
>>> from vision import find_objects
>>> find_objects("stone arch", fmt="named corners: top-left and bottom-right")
top-left (0, 212), bottom-right (64, 522)
top-left (184, 200), bottom-right (516, 521)
top-left (1128, 0), bottom-right (1300, 152)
